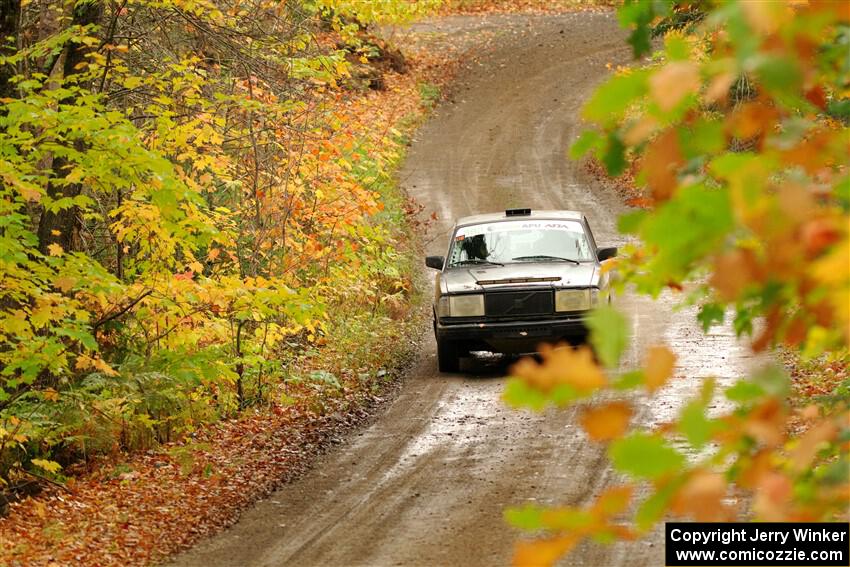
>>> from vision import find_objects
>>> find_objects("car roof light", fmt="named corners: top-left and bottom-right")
top-left (505, 208), bottom-right (531, 217)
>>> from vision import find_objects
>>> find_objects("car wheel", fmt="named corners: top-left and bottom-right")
top-left (437, 338), bottom-right (460, 373)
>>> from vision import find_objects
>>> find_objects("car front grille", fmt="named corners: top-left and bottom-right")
top-left (484, 290), bottom-right (554, 318)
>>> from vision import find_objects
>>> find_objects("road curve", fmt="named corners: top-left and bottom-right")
top-left (172, 13), bottom-right (764, 567)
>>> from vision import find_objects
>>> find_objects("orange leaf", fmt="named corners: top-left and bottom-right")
top-left (801, 218), bottom-right (841, 258)
top-left (644, 346), bottom-right (676, 392)
top-left (641, 129), bottom-right (683, 202)
top-left (710, 248), bottom-right (763, 301)
top-left (649, 62), bottom-right (700, 112)
top-left (704, 71), bottom-right (736, 104)
top-left (743, 398), bottom-right (786, 447)
top-left (514, 535), bottom-right (579, 567)
top-left (580, 402), bottom-right (632, 442)
top-left (753, 471), bottom-right (793, 521)
top-left (727, 102), bottom-right (778, 143)
top-left (738, 449), bottom-right (774, 489)
top-left (671, 470), bottom-right (733, 521)
top-left (790, 420), bottom-right (838, 473)
top-left (591, 485), bottom-right (634, 517)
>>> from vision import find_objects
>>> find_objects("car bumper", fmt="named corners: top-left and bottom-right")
top-left (436, 314), bottom-right (588, 352)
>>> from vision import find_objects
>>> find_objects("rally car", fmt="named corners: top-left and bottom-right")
top-left (425, 208), bottom-right (616, 372)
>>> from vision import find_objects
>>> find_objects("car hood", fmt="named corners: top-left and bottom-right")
top-left (440, 262), bottom-right (599, 294)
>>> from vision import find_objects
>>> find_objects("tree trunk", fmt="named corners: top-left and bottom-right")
top-left (0, 0), bottom-right (19, 101)
top-left (37, 1), bottom-right (103, 255)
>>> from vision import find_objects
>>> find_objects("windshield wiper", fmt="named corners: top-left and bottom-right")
top-left (512, 255), bottom-right (580, 265)
top-left (452, 259), bottom-right (504, 267)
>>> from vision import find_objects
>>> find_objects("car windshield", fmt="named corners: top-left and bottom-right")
top-left (447, 220), bottom-right (593, 267)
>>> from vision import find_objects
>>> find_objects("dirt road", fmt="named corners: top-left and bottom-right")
top-left (172, 12), bottom-right (763, 567)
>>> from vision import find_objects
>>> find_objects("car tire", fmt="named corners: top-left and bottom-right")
top-left (437, 337), bottom-right (461, 373)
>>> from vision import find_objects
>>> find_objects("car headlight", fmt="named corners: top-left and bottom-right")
top-left (437, 296), bottom-right (450, 318)
top-left (555, 288), bottom-right (599, 312)
top-left (440, 294), bottom-right (485, 317)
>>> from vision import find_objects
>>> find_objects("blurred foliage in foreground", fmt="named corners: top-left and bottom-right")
top-left (506, 1), bottom-right (849, 564)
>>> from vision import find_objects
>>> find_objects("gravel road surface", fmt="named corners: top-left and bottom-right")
top-left (172, 12), bottom-right (764, 567)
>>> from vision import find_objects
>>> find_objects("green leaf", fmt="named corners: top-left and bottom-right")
top-left (635, 480), bottom-right (679, 531)
top-left (587, 305), bottom-right (630, 369)
top-left (569, 130), bottom-right (603, 160)
top-left (504, 504), bottom-right (543, 531)
top-left (665, 34), bottom-right (691, 61)
top-left (697, 303), bottom-right (725, 331)
top-left (725, 380), bottom-right (764, 403)
top-left (754, 54), bottom-right (802, 97)
top-left (638, 183), bottom-right (734, 284)
top-left (609, 432), bottom-right (685, 480)
top-left (680, 120), bottom-right (725, 158)
top-left (751, 364), bottom-right (790, 397)
top-left (613, 370), bottom-right (644, 390)
top-left (502, 377), bottom-right (548, 411)
top-left (618, 210), bottom-right (647, 234)
top-left (601, 132), bottom-right (627, 177)
top-left (583, 69), bottom-right (650, 127)
top-left (679, 401), bottom-right (717, 449)
top-left (549, 383), bottom-right (582, 406)
top-left (617, 1), bottom-right (659, 58)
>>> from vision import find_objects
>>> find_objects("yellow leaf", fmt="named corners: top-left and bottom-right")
top-left (31, 458), bottom-right (62, 474)
top-left (123, 76), bottom-right (143, 89)
top-left (188, 261), bottom-right (204, 273)
top-left (54, 276), bottom-right (77, 292)
top-left (47, 243), bottom-right (63, 256)
top-left (741, 0), bottom-right (791, 34)
top-left (43, 388), bottom-right (60, 402)
top-left (580, 401), bottom-right (632, 442)
top-left (511, 344), bottom-right (606, 394)
top-left (93, 357), bottom-right (118, 377)
top-left (649, 61), bottom-right (700, 112)
top-left (644, 346), bottom-right (676, 392)
top-left (75, 355), bottom-right (95, 371)
top-left (50, 229), bottom-right (61, 236)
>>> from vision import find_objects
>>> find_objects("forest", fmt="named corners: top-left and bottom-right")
top-left (0, 0), bottom-right (440, 487)
top-left (0, 0), bottom-right (848, 565)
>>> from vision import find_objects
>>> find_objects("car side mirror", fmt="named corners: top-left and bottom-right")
top-left (597, 247), bottom-right (617, 262)
top-left (425, 255), bottom-right (445, 270)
